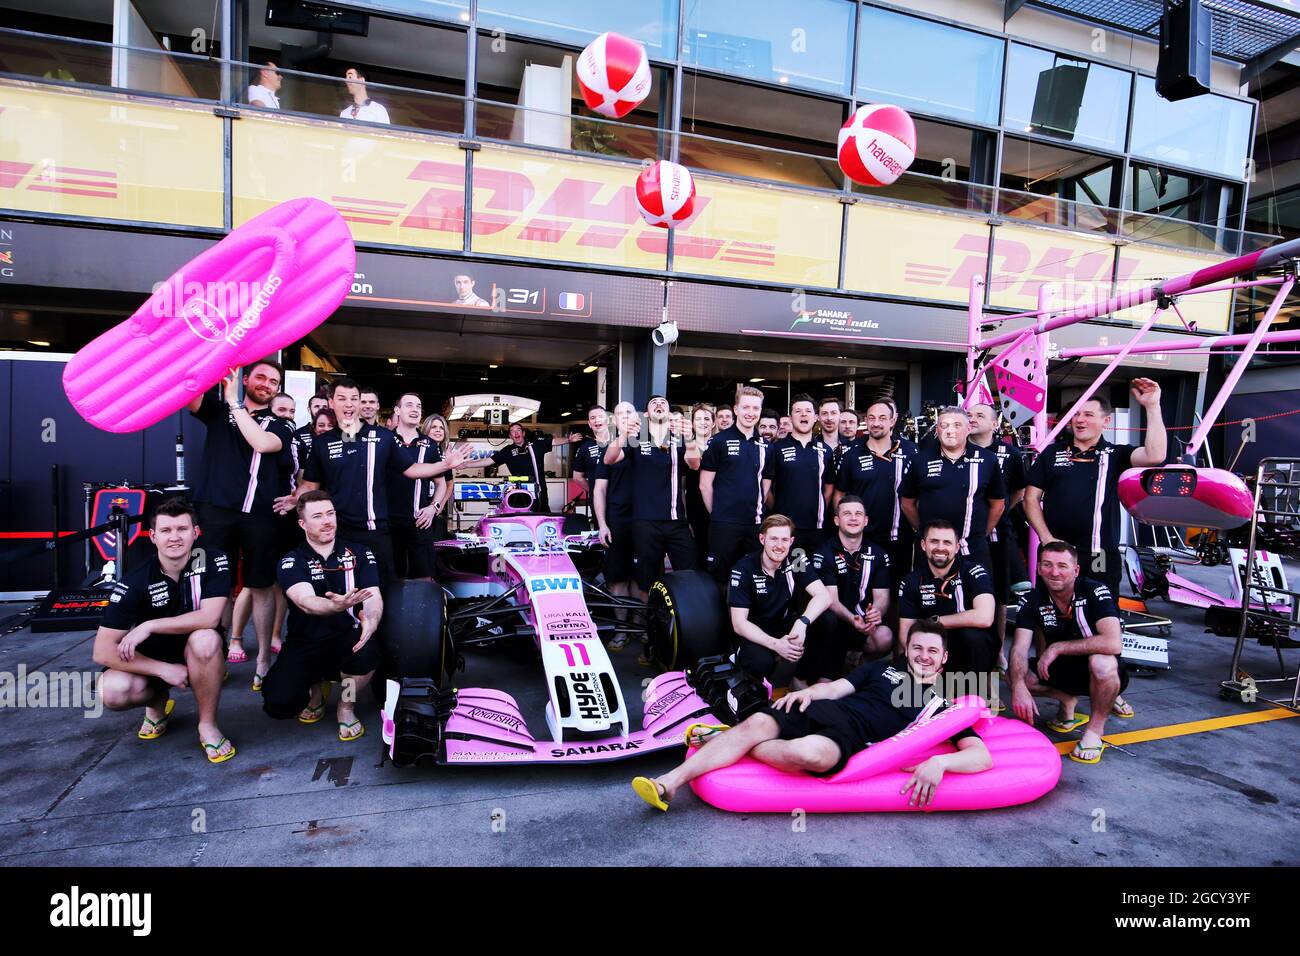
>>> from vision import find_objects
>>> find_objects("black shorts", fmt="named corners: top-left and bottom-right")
top-left (708, 521), bottom-right (761, 584)
top-left (273, 513), bottom-right (303, 571)
top-left (261, 627), bottom-right (381, 720)
top-left (632, 519), bottom-right (697, 591)
top-left (390, 517), bottom-right (436, 579)
top-left (793, 527), bottom-right (827, 556)
top-left (795, 616), bottom-right (857, 683)
top-left (198, 503), bottom-right (280, 588)
top-left (110, 630), bottom-right (222, 695)
top-left (766, 699), bottom-right (866, 776)
top-left (878, 534), bottom-right (914, 591)
top-left (988, 530), bottom-right (1011, 604)
top-left (604, 520), bottom-right (635, 585)
top-left (1030, 652), bottom-right (1129, 698)
top-left (338, 524), bottom-right (397, 588)
top-left (941, 626), bottom-right (1000, 678)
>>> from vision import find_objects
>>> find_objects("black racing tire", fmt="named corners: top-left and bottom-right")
top-left (381, 579), bottom-right (448, 685)
top-left (646, 569), bottom-right (727, 670)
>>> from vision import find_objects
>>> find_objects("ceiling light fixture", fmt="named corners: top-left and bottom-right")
top-left (583, 365), bottom-right (599, 373)
top-left (749, 377), bottom-right (764, 383)
top-left (387, 357), bottom-right (397, 364)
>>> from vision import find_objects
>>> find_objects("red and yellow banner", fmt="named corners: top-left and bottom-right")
top-left (232, 112), bottom-right (465, 251)
top-left (0, 82), bottom-right (223, 227)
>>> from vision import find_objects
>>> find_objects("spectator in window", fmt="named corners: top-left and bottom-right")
top-left (340, 67), bottom-right (390, 124)
top-left (248, 61), bottom-right (281, 109)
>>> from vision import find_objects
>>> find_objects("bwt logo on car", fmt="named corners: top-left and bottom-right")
top-left (530, 576), bottom-right (581, 593)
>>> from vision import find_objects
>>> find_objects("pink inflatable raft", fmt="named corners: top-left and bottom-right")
top-left (689, 696), bottom-right (1062, 813)
top-left (63, 197), bottom-right (355, 433)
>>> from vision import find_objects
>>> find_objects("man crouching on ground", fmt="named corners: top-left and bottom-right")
top-left (93, 497), bottom-right (235, 763)
top-left (631, 619), bottom-right (991, 811)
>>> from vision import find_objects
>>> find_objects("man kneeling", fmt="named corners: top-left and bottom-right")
top-left (92, 498), bottom-right (235, 763)
top-left (262, 490), bottom-right (382, 742)
top-left (631, 620), bottom-right (992, 811)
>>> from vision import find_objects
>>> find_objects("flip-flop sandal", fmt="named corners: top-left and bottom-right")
top-left (201, 737), bottom-right (237, 764)
top-left (1111, 699), bottom-right (1135, 719)
top-left (684, 722), bottom-right (730, 748)
top-left (1069, 741), bottom-right (1108, 764)
top-left (252, 672), bottom-right (266, 693)
top-left (338, 719), bottom-right (365, 742)
top-left (631, 776), bottom-right (669, 812)
top-left (297, 681), bottom-right (333, 723)
top-left (1047, 712), bottom-right (1090, 734)
top-left (226, 644), bottom-right (248, 664)
top-left (137, 698), bottom-right (176, 740)
top-left (271, 644), bottom-right (282, 655)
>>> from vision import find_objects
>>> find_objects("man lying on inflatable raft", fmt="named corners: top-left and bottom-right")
top-left (633, 618), bottom-right (1060, 813)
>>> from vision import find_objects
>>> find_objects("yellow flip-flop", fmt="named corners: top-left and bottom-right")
top-left (338, 719), bottom-right (365, 742)
top-left (1069, 741), bottom-right (1108, 765)
top-left (1111, 699), bottom-right (1136, 719)
top-left (297, 681), bottom-right (333, 724)
top-left (137, 698), bottom-right (175, 740)
top-left (1047, 712), bottom-right (1090, 734)
top-left (631, 776), bottom-right (669, 811)
top-left (202, 737), bottom-right (237, 764)
top-left (683, 722), bottom-right (730, 748)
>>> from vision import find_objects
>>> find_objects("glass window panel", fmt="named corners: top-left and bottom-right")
top-left (1003, 44), bottom-right (1130, 152)
top-left (856, 6), bottom-right (1002, 125)
top-left (1130, 76), bottom-right (1253, 180)
top-left (326, 2), bottom-right (468, 26)
top-left (681, 0), bottom-right (855, 96)
top-left (478, 0), bottom-right (678, 57)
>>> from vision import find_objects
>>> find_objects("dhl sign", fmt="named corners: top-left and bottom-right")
top-left (234, 116), bottom-right (841, 286)
top-left (0, 83), bottom-right (223, 227)
top-left (844, 204), bottom-right (1231, 333)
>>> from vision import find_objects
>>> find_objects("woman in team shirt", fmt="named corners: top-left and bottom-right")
top-left (685, 403), bottom-right (716, 566)
top-left (422, 413), bottom-right (454, 541)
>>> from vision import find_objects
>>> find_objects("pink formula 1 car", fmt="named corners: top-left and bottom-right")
top-left (379, 489), bottom-right (767, 768)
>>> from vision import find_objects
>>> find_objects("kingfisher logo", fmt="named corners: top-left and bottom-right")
top-left (529, 575), bottom-right (581, 593)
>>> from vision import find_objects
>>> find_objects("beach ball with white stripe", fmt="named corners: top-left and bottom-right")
top-left (635, 161), bottom-right (696, 228)
top-left (576, 31), bottom-right (652, 119)
top-left (837, 103), bottom-right (917, 187)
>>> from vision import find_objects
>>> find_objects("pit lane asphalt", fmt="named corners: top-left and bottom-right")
top-left (1, 560), bottom-right (1297, 867)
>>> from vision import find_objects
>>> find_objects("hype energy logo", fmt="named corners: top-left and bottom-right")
top-left (157, 273), bottom-right (283, 346)
top-left (789, 308), bottom-right (880, 334)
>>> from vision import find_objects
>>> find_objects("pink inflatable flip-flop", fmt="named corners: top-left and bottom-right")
top-left (63, 197), bottom-right (355, 433)
top-left (690, 696), bottom-right (1062, 813)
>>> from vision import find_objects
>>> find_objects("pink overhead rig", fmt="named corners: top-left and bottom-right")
top-left (963, 235), bottom-right (1300, 532)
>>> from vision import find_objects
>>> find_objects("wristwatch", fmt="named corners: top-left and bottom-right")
top-left (798, 615), bottom-right (811, 626)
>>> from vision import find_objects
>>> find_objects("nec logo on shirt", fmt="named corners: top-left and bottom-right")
top-left (752, 576), bottom-right (769, 594)
top-left (530, 576), bottom-right (581, 593)
top-left (780, 447), bottom-right (798, 462)
top-left (882, 666), bottom-right (905, 685)
top-left (724, 440), bottom-right (741, 456)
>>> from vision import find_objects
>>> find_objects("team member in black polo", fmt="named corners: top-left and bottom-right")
top-left (93, 498), bottom-right (235, 763)
top-left (808, 495), bottom-right (893, 684)
top-left (1010, 541), bottom-right (1128, 765)
top-left (604, 395), bottom-right (700, 594)
top-left (594, 403), bottom-right (639, 638)
top-left (1024, 380), bottom-right (1167, 594)
top-left (630, 620), bottom-right (992, 812)
top-left (897, 520), bottom-right (996, 684)
top-left (758, 409), bottom-right (780, 444)
top-left (832, 398), bottom-right (918, 588)
top-left (296, 395), bottom-right (328, 458)
top-left (728, 514), bottom-right (831, 685)
top-left (700, 385), bottom-right (774, 584)
top-left (899, 405), bottom-right (1006, 571)
top-left (458, 421), bottom-right (583, 513)
top-left (571, 405), bottom-right (611, 505)
top-left (263, 490), bottom-right (381, 741)
top-left (768, 394), bottom-right (832, 554)
top-left (287, 377), bottom-right (468, 586)
top-left (188, 359), bottom-right (296, 679)
top-left (388, 392), bottom-right (446, 580)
